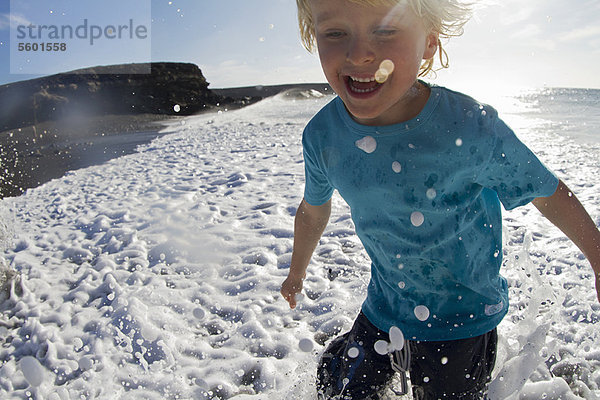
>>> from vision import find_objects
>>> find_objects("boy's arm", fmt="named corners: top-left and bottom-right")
top-left (532, 179), bottom-right (600, 302)
top-left (281, 198), bottom-right (331, 309)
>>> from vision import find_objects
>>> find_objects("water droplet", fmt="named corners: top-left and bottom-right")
top-left (375, 59), bottom-right (394, 83)
top-left (410, 211), bottom-right (424, 227)
top-left (375, 69), bottom-right (389, 83)
top-left (347, 347), bottom-right (360, 358)
top-left (414, 305), bottom-right (430, 321)
top-left (484, 301), bottom-right (504, 316)
top-left (389, 326), bottom-right (405, 350)
top-left (193, 307), bottom-right (206, 320)
top-left (299, 338), bottom-right (314, 352)
top-left (355, 136), bottom-right (377, 153)
top-left (380, 59), bottom-right (395, 73)
top-left (374, 340), bottom-right (389, 355)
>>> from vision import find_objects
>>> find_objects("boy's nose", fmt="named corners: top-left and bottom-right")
top-left (346, 38), bottom-right (375, 65)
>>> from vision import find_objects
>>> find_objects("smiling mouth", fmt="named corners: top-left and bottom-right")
top-left (346, 75), bottom-right (382, 94)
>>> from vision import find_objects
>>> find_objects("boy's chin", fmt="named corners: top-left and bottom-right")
top-left (345, 106), bottom-right (388, 125)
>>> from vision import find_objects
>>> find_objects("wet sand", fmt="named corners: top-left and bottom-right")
top-left (0, 114), bottom-right (181, 198)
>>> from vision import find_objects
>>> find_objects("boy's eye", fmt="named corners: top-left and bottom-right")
top-left (323, 30), bottom-right (346, 39)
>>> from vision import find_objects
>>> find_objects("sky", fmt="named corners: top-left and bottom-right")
top-left (1, 0), bottom-right (600, 92)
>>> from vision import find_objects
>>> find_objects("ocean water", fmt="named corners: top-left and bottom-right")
top-left (500, 87), bottom-right (600, 144)
top-left (0, 87), bottom-right (598, 399)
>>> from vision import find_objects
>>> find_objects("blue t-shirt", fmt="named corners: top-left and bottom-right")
top-left (302, 84), bottom-right (558, 341)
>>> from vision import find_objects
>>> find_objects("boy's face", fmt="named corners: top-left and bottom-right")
top-left (309, 0), bottom-right (438, 126)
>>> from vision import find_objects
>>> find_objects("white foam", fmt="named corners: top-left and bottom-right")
top-left (19, 356), bottom-right (45, 387)
top-left (0, 91), bottom-right (598, 399)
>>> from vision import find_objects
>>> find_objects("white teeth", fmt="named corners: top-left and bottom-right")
top-left (352, 87), bottom-right (376, 93)
top-left (350, 76), bottom-right (375, 83)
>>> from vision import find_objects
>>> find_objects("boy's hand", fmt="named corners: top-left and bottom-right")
top-left (281, 199), bottom-right (331, 309)
top-left (281, 274), bottom-right (305, 309)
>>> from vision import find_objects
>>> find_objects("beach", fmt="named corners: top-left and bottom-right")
top-left (0, 86), bottom-right (599, 399)
top-left (0, 81), bottom-right (332, 199)
top-left (0, 114), bottom-right (182, 199)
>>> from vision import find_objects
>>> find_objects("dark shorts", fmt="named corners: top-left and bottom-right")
top-left (316, 312), bottom-right (497, 400)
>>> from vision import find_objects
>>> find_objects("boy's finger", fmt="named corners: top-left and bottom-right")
top-left (285, 293), bottom-right (296, 309)
top-left (281, 289), bottom-right (296, 308)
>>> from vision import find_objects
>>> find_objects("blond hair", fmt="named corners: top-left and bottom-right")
top-left (296, 0), bottom-right (472, 77)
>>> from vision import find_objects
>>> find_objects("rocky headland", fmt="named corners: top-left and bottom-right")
top-left (1, 62), bottom-right (222, 133)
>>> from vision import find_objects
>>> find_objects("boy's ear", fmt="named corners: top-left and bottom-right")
top-left (423, 32), bottom-right (439, 60)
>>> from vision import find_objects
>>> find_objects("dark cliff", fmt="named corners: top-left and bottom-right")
top-left (0, 62), bottom-right (222, 132)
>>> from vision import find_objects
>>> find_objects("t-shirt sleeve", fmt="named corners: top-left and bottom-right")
top-left (302, 128), bottom-right (334, 206)
top-left (476, 116), bottom-right (559, 210)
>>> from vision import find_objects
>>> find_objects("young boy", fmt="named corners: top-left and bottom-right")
top-left (281, 0), bottom-right (600, 398)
